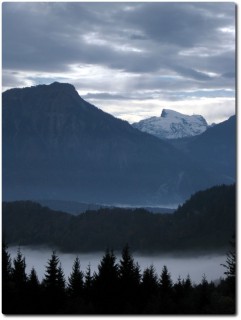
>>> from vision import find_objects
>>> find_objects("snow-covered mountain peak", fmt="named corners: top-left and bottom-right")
top-left (132, 109), bottom-right (208, 139)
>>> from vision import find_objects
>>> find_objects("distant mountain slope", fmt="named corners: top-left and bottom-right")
top-left (187, 115), bottom-right (236, 181)
top-left (36, 200), bottom-right (107, 215)
top-left (2, 184), bottom-right (235, 252)
top-left (132, 109), bottom-right (208, 139)
top-left (2, 82), bottom-right (232, 205)
top-left (169, 115), bottom-right (236, 182)
top-left (36, 199), bottom-right (175, 215)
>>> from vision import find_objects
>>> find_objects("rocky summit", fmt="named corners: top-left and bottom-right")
top-left (132, 109), bottom-right (208, 139)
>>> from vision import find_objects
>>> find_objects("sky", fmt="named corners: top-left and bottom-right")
top-left (2, 2), bottom-right (236, 124)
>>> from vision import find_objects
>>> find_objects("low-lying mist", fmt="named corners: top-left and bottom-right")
top-left (8, 246), bottom-right (226, 284)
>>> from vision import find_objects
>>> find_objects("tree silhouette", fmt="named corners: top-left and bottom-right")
top-left (221, 234), bottom-right (236, 279)
top-left (28, 267), bottom-right (40, 289)
top-left (84, 263), bottom-right (93, 294)
top-left (2, 241), bottom-right (13, 314)
top-left (68, 257), bottom-right (84, 298)
top-left (43, 251), bottom-right (59, 289)
top-left (159, 265), bottom-right (174, 313)
top-left (159, 265), bottom-right (172, 294)
top-left (83, 263), bottom-right (95, 312)
top-left (57, 263), bottom-right (66, 292)
top-left (93, 249), bottom-right (119, 313)
top-left (196, 274), bottom-right (212, 313)
top-left (173, 276), bottom-right (184, 312)
top-left (140, 265), bottom-right (159, 313)
top-left (10, 248), bottom-right (28, 313)
top-left (1, 244), bottom-right (237, 315)
top-left (2, 241), bottom-right (12, 286)
top-left (27, 267), bottom-right (41, 313)
top-left (141, 265), bottom-right (159, 297)
top-left (183, 274), bottom-right (192, 291)
top-left (220, 234), bottom-right (236, 303)
top-left (12, 247), bottom-right (27, 291)
top-left (119, 245), bottom-right (141, 312)
top-left (42, 251), bottom-right (66, 313)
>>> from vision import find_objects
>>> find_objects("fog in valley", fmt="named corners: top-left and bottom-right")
top-left (8, 246), bottom-right (226, 285)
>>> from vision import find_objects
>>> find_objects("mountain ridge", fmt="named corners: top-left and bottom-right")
top-left (2, 82), bottom-right (234, 205)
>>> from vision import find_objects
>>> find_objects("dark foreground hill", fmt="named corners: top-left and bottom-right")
top-left (2, 82), bottom-right (233, 205)
top-left (2, 184), bottom-right (235, 253)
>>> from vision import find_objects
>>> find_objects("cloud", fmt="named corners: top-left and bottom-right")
top-left (82, 92), bottom-right (130, 101)
top-left (2, 2), bottom-right (236, 123)
top-left (3, 2), bottom-right (235, 73)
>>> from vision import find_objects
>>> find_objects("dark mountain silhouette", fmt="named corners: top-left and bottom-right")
top-left (2, 82), bottom-right (233, 205)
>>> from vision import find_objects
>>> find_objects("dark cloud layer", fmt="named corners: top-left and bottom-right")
top-left (2, 2), bottom-right (236, 123)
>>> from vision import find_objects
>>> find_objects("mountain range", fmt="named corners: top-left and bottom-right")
top-left (132, 109), bottom-right (209, 139)
top-left (2, 82), bottom-right (235, 205)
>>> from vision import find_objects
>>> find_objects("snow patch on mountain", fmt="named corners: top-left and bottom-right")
top-left (132, 109), bottom-right (208, 139)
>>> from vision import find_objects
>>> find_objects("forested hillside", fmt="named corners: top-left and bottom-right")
top-left (3, 184), bottom-right (235, 253)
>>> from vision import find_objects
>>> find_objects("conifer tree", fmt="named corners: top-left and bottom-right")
top-left (119, 245), bottom-right (141, 287)
top-left (43, 251), bottom-right (60, 290)
top-left (12, 247), bottom-right (27, 290)
top-left (93, 249), bottom-right (119, 313)
top-left (159, 265), bottom-right (172, 295)
top-left (68, 257), bottom-right (84, 298)
top-left (9, 248), bottom-right (28, 313)
top-left (57, 263), bottom-right (66, 291)
top-left (83, 263), bottom-right (94, 310)
top-left (197, 274), bottom-right (210, 313)
top-left (2, 241), bottom-right (13, 314)
top-left (219, 234), bottom-right (236, 306)
top-left (221, 234), bottom-right (236, 279)
top-left (181, 274), bottom-right (196, 313)
top-left (158, 265), bottom-right (174, 313)
top-left (141, 265), bottom-right (159, 296)
top-left (175, 275), bottom-right (182, 290)
top-left (27, 267), bottom-right (41, 313)
top-left (42, 251), bottom-right (66, 313)
top-left (28, 267), bottom-right (40, 289)
top-left (183, 274), bottom-right (192, 291)
top-left (119, 245), bottom-right (141, 312)
top-left (84, 263), bottom-right (93, 292)
top-left (173, 276), bottom-right (183, 303)
top-left (140, 265), bottom-right (159, 313)
top-left (2, 241), bottom-right (12, 286)
top-left (96, 249), bottom-right (119, 287)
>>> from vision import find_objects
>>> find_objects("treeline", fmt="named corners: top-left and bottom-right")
top-left (3, 184), bottom-right (235, 252)
top-left (2, 243), bottom-right (235, 314)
